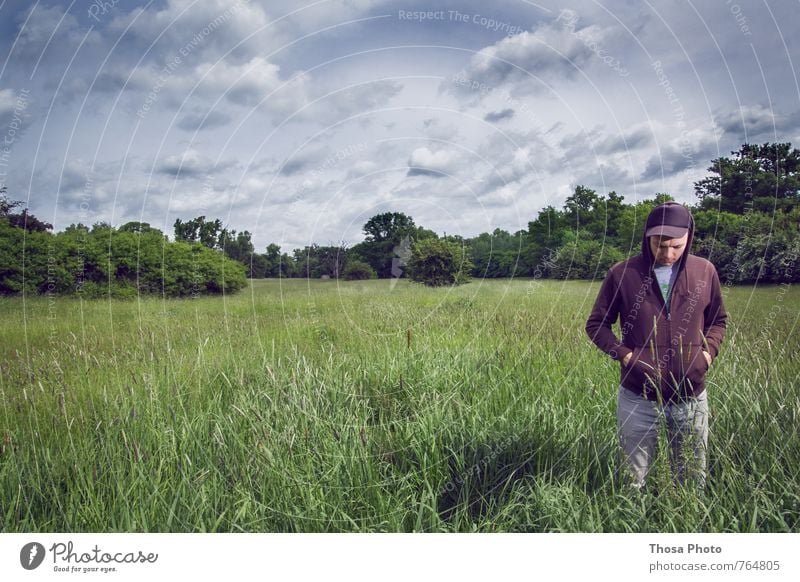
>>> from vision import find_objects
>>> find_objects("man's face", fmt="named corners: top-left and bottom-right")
top-left (650, 233), bottom-right (688, 266)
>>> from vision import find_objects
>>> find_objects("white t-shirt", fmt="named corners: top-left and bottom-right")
top-left (653, 262), bottom-right (676, 310)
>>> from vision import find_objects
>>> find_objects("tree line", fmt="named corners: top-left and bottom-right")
top-left (0, 193), bottom-right (247, 297)
top-left (2, 142), bottom-right (799, 296)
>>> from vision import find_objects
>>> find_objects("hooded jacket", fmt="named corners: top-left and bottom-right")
top-left (585, 204), bottom-right (727, 402)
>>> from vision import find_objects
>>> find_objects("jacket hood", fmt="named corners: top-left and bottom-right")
top-left (641, 202), bottom-right (695, 272)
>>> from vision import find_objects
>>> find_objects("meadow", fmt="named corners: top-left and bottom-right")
top-left (0, 278), bottom-right (798, 532)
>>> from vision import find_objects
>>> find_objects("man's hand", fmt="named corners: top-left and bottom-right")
top-left (703, 350), bottom-right (712, 366)
top-left (622, 352), bottom-right (632, 366)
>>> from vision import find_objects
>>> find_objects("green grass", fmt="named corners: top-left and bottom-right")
top-left (1, 278), bottom-right (798, 532)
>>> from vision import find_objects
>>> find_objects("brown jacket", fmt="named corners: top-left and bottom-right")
top-left (585, 216), bottom-right (727, 402)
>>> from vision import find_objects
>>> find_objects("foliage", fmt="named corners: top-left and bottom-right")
top-left (1, 203), bottom-right (246, 297)
top-left (1, 188), bottom-right (53, 232)
top-left (173, 215), bottom-right (224, 248)
top-left (292, 244), bottom-right (347, 279)
top-left (355, 212), bottom-right (422, 278)
top-left (548, 231), bottom-right (626, 279)
top-left (363, 211), bottom-right (416, 242)
top-left (262, 243), bottom-right (292, 278)
top-left (694, 142), bottom-right (800, 213)
top-left (342, 259), bottom-right (377, 280)
top-left (407, 238), bottom-right (474, 286)
top-left (468, 229), bottom-right (525, 278)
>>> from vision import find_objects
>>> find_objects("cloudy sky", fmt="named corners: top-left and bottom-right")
top-left (1, 0), bottom-right (798, 251)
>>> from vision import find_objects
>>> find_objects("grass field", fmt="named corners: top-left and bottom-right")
top-left (1, 278), bottom-right (798, 532)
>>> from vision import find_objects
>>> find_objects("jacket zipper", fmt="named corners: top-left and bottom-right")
top-left (652, 264), bottom-right (675, 399)
top-left (665, 267), bottom-right (680, 397)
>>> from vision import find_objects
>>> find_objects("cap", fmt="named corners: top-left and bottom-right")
top-left (645, 203), bottom-right (691, 238)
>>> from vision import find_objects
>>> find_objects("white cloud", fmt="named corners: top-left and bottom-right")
top-left (109, 0), bottom-right (275, 64)
top-left (178, 57), bottom-right (310, 114)
top-left (302, 79), bottom-right (403, 124)
top-left (0, 89), bottom-right (17, 117)
top-left (125, 58), bottom-right (400, 126)
top-left (347, 160), bottom-right (378, 178)
top-left (497, 147), bottom-right (533, 184)
top-left (422, 118), bottom-right (459, 141)
top-left (459, 20), bottom-right (606, 89)
top-left (157, 148), bottom-right (236, 177)
top-left (14, 4), bottom-right (100, 60)
top-left (407, 147), bottom-right (461, 177)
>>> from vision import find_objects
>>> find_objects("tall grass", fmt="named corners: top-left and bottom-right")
top-left (0, 279), bottom-right (798, 532)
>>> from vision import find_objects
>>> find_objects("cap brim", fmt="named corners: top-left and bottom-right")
top-left (646, 225), bottom-right (688, 238)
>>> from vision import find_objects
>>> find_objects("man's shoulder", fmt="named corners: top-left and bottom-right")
top-left (684, 254), bottom-right (719, 275)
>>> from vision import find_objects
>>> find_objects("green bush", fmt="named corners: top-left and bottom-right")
top-left (0, 221), bottom-right (247, 297)
top-left (407, 238), bottom-right (473, 287)
top-left (549, 234), bottom-right (625, 279)
top-left (342, 259), bottom-right (377, 280)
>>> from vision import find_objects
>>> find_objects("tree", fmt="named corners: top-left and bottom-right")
top-left (615, 199), bottom-right (662, 257)
top-left (363, 212), bottom-right (416, 242)
top-left (694, 143), bottom-right (800, 213)
top-left (291, 244), bottom-right (347, 278)
top-left (173, 216), bottom-right (223, 248)
top-left (263, 243), bottom-right (283, 277)
top-left (564, 185), bottom-right (601, 226)
top-left (0, 188), bottom-right (53, 232)
top-left (468, 228), bottom-right (524, 278)
top-left (118, 221), bottom-right (165, 236)
top-left (221, 229), bottom-right (254, 263)
top-left (315, 244), bottom-right (347, 279)
top-left (407, 238), bottom-right (473, 287)
top-left (354, 212), bottom-right (420, 278)
top-left (548, 230), bottom-right (625, 279)
top-left (596, 190), bottom-right (626, 243)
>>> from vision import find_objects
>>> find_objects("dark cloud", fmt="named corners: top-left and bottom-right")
top-left (484, 108), bottom-right (515, 122)
top-left (407, 167), bottom-right (446, 177)
top-left (157, 150), bottom-right (235, 177)
top-left (716, 106), bottom-right (800, 142)
top-left (278, 145), bottom-right (328, 176)
top-left (176, 110), bottom-right (233, 132)
top-left (640, 147), bottom-right (692, 182)
top-left (639, 137), bottom-right (718, 182)
top-left (559, 125), bottom-right (653, 160)
top-left (593, 126), bottom-right (653, 154)
top-left (573, 163), bottom-right (632, 193)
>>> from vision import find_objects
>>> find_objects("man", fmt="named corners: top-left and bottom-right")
top-left (586, 201), bottom-right (727, 491)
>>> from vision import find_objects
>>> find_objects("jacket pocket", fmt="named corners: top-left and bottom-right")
top-left (682, 344), bottom-right (709, 389)
top-left (622, 346), bottom-right (660, 391)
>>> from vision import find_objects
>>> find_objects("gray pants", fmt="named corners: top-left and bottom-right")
top-left (616, 385), bottom-right (709, 491)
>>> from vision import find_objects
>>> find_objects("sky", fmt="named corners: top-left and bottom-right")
top-left (0, 0), bottom-right (798, 252)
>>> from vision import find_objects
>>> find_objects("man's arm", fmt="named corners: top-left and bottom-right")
top-left (702, 266), bottom-right (727, 359)
top-left (585, 267), bottom-right (631, 363)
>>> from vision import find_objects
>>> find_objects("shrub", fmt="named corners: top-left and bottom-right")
top-left (549, 235), bottom-right (625, 279)
top-left (342, 259), bottom-right (377, 280)
top-left (0, 221), bottom-right (247, 297)
top-left (407, 238), bottom-right (473, 287)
